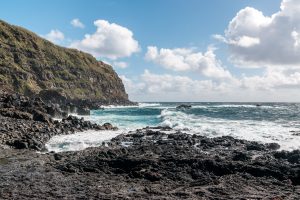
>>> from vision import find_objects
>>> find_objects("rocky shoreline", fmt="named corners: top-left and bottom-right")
top-left (0, 91), bottom-right (117, 151)
top-left (0, 92), bottom-right (299, 199)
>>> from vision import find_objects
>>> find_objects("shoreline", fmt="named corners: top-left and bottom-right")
top-left (0, 127), bottom-right (299, 199)
top-left (0, 92), bottom-right (299, 199)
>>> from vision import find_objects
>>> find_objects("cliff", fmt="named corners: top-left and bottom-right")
top-left (0, 20), bottom-right (131, 106)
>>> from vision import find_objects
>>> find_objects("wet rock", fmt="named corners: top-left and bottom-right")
top-left (266, 143), bottom-right (281, 150)
top-left (32, 110), bottom-right (52, 124)
top-left (77, 106), bottom-right (90, 115)
top-left (176, 104), bottom-right (192, 109)
top-left (46, 103), bottom-right (67, 118)
top-left (48, 128), bottom-right (300, 199)
top-left (12, 140), bottom-right (28, 149)
top-left (54, 153), bottom-right (63, 160)
top-left (103, 122), bottom-right (117, 130)
top-left (232, 151), bottom-right (251, 161)
top-left (246, 142), bottom-right (265, 151)
top-left (291, 131), bottom-right (300, 136)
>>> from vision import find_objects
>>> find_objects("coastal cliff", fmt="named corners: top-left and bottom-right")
top-left (0, 20), bottom-right (131, 107)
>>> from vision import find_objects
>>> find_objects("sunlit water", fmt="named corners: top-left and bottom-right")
top-left (46, 102), bottom-right (300, 152)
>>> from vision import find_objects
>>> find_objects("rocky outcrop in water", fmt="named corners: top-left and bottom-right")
top-left (176, 104), bottom-right (192, 109)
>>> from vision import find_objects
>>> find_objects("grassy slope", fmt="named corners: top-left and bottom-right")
top-left (0, 20), bottom-right (129, 103)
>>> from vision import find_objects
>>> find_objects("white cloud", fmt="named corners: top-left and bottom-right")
top-left (141, 70), bottom-right (219, 93)
top-left (145, 46), bottom-right (232, 79)
top-left (70, 20), bottom-right (140, 59)
top-left (123, 69), bottom-right (300, 102)
top-left (218, 0), bottom-right (300, 68)
top-left (121, 70), bottom-right (237, 101)
top-left (71, 18), bottom-right (85, 29)
top-left (113, 61), bottom-right (128, 69)
top-left (241, 68), bottom-right (300, 90)
top-left (122, 0), bottom-right (300, 102)
top-left (120, 75), bottom-right (145, 96)
top-left (44, 29), bottom-right (64, 44)
top-left (233, 36), bottom-right (260, 48)
top-left (291, 31), bottom-right (300, 47)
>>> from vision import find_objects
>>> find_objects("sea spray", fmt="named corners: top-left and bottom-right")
top-left (46, 102), bottom-right (300, 151)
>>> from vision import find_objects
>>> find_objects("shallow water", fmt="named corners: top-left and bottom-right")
top-left (46, 102), bottom-right (300, 152)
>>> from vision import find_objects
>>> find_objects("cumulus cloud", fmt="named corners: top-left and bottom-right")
top-left (121, 70), bottom-right (237, 101)
top-left (113, 61), bottom-right (128, 69)
top-left (141, 70), bottom-right (220, 93)
top-left (145, 46), bottom-right (232, 79)
top-left (214, 34), bottom-right (261, 48)
top-left (71, 18), bottom-right (85, 29)
top-left (241, 68), bottom-right (300, 90)
top-left (70, 20), bottom-right (140, 59)
top-left (122, 69), bottom-right (300, 102)
top-left (122, 0), bottom-right (300, 102)
top-left (120, 75), bottom-right (145, 95)
top-left (217, 0), bottom-right (300, 68)
top-left (44, 29), bottom-right (64, 44)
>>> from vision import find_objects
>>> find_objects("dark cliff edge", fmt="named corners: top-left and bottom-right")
top-left (0, 19), bottom-right (134, 112)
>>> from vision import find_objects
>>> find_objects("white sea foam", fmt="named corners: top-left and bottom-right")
top-left (101, 105), bottom-right (138, 109)
top-left (46, 103), bottom-right (300, 152)
top-left (159, 108), bottom-right (300, 151)
top-left (45, 130), bottom-right (124, 152)
top-left (138, 103), bottom-right (161, 107)
top-left (207, 104), bottom-right (275, 109)
top-left (100, 103), bottom-right (161, 109)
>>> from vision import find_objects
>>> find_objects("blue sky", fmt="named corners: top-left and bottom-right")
top-left (3, 0), bottom-right (300, 102)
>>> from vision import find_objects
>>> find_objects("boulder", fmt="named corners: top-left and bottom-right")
top-left (12, 140), bottom-right (28, 149)
top-left (46, 103), bottom-right (67, 118)
top-left (176, 104), bottom-right (192, 109)
top-left (102, 123), bottom-right (117, 130)
top-left (266, 143), bottom-right (280, 150)
top-left (77, 107), bottom-right (90, 115)
top-left (32, 109), bottom-right (52, 124)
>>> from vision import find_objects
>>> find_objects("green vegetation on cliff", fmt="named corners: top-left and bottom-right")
top-left (0, 20), bottom-right (129, 104)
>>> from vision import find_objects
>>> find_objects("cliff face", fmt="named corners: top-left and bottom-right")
top-left (0, 20), bottom-right (131, 105)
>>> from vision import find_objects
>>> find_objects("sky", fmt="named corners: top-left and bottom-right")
top-left (3, 0), bottom-right (300, 102)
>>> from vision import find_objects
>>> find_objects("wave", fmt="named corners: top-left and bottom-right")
top-left (100, 105), bottom-right (139, 109)
top-left (51, 103), bottom-right (300, 152)
top-left (159, 108), bottom-right (300, 151)
top-left (99, 103), bottom-right (161, 109)
top-left (45, 130), bottom-right (124, 152)
top-left (138, 103), bottom-right (161, 107)
top-left (95, 103), bottom-right (276, 110)
top-left (199, 104), bottom-right (275, 109)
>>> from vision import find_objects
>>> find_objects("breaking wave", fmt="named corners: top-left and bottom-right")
top-left (46, 102), bottom-right (300, 152)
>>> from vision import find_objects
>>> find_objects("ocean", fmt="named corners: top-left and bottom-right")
top-left (46, 102), bottom-right (300, 152)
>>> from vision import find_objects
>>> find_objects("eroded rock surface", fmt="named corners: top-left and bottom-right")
top-left (0, 128), bottom-right (298, 199)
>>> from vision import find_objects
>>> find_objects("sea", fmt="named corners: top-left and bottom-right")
top-left (46, 102), bottom-right (300, 152)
